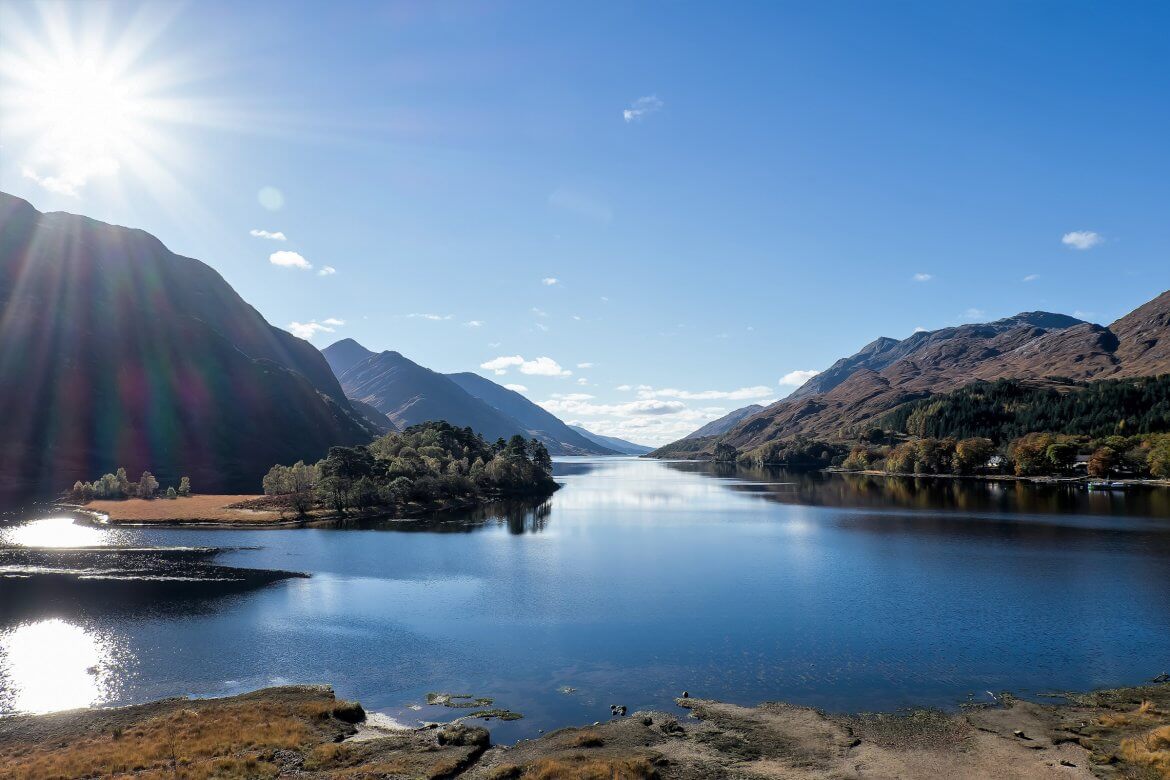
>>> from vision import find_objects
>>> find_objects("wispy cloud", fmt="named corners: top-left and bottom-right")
top-left (532, 307), bottom-right (548, 318)
top-left (962, 307), bottom-right (986, 320)
top-left (623, 95), bottom-right (663, 122)
top-left (576, 362), bottom-right (594, 369)
top-left (250, 229), bottom-right (287, 241)
top-left (480, 355), bottom-right (571, 377)
top-left (405, 313), bottom-right (453, 321)
top-left (269, 250), bottom-right (311, 270)
top-left (1022, 273), bottom-right (1040, 282)
top-left (465, 320), bottom-right (484, 328)
top-left (503, 384), bottom-right (528, 393)
top-left (542, 277), bottom-right (559, 286)
top-left (779, 370), bottom-right (819, 387)
top-left (912, 273), bottom-right (933, 282)
top-left (637, 385), bottom-right (774, 401)
top-left (287, 317), bottom-right (344, 340)
top-left (1062, 230), bottom-right (1103, 250)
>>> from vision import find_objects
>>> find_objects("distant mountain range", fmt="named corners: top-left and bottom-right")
top-left (566, 426), bottom-right (653, 455)
top-left (0, 192), bottom-right (378, 497)
top-left (682, 405), bottom-right (764, 440)
top-left (655, 293), bottom-right (1170, 458)
top-left (322, 339), bottom-right (637, 456)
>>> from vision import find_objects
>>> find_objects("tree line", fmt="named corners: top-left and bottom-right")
top-left (69, 469), bottom-right (191, 501)
top-left (262, 421), bottom-right (557, 516)
top-left (841, 432), bottom-right (1170, 479)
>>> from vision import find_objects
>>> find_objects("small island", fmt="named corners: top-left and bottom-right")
top-left (65, 421), bottom-right (559, 527)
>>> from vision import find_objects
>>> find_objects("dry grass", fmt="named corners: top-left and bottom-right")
top-left (523, 756), bottom-right (657, 780)
top-left (569, 730), bottom-right (606, 748)
top-left (84, 494), bottom-right (285, 525)
top-left (1119, 725), bottom-right (1170, 778)
top-left (1099, 699), bottom-right (1161, 728)
top-left (0, 698), bottom-right (347, 780)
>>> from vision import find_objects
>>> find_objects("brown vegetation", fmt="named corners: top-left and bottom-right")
top-left (83, 494), bottom-right (286, 525)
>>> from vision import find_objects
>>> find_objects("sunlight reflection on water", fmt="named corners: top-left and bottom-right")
top-left (0, 516), bottom-right (110, 548)
top-left (0, 618), bottom-right (125, 713)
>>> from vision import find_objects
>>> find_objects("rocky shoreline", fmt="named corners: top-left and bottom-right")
top-left (3, 681), bottom-right (1170, 778)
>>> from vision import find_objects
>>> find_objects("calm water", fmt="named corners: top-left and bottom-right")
top-left (2, 457), bottom-right (1170, 741)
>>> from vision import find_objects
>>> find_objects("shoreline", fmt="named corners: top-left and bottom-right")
top-left (55, 489), bottom-right (557, 530)
top-left (4, 680), bottom-right (1169, 778)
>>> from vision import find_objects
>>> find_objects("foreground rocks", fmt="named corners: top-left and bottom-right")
top-left (3, 682), bottom-right (1170, 778)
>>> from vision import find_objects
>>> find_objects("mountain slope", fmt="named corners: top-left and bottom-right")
top-left (566, 426), bottom-right (652, 455)
top-left (333, 350), bottom-right (528, 443)
top-left (446, 372), bottom-right (617, 455)
top-left (0, 192), bottom-right (375, 497)
top-left (322, 338), bottom-right (376, 378)
top-left (653, 295), bottom-right (1170, 458)
top-left (682, 405), bottom-right (765, 440)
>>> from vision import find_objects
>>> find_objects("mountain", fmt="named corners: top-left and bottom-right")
top-left (446, 372), bottom-right (618, 455)
top-left (321, 342), bottom-right (615, 455)
top-left (566, 426), bottom-right (652, 455)
top-left (653, 294), bottom-right (1170, 458)
top-left (0, 193), bottom-right (376, 497)
top-left (681, 405), bottom-right (765, 440)
top-left (322, 337), bottom-right (376, 377)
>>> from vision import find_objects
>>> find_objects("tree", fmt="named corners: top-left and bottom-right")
top-left (138, 471), bottom-right (159, 499)
top-left (177, 476), bottom-right (191, 497)
top-left (116, 467), bottom-right (131, 498)
top-left (953, 437), bottom-right (994, 474)
top-left (1088, 446), bottom-right (1119, 478)
top-left (713, 442), bottom-right (739, 463)
top-left (1045, 442), bottom-right (1077, 472)
top-left (1149, 437), bottom-right (1170, 479)
top-left (530, 440), bottom-right (553, 473)
top-left (166, 486), bottom-right (178, 499)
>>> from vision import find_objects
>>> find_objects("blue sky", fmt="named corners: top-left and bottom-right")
top-left (1, 1), bottom-right (1168, 444)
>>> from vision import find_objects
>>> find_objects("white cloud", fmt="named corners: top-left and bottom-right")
top-left (1062, 230), bottom-right (1103, 250)
top-left (317, 265), bottom-right (337, 276)
top-left (532, 307), bottom-right (548, 317)
top-left (21, 153), bottom-right (119, 196)
top-left (913, 326), bottom-right (928, 333)
top-left (962, 307), bottom-right (986, 320)
top-left (550, 393), bottom-right (595, 401)
top-left (269, 250), bottom-right (312, 270)
top-left (1022, 273), bottom-right (1040, 282)
top-left (250, 229), bottom-right (287, 241)
top-left (481, 355), bottom-right (572, 377)
top-left (615, 385), bottom-right (632, 391)
top-left (542, 277), bottom-right (559, 286)
top-left (503, 384), bottom-right (528, 393)
top-left (406, 313), bottom-right (453, 321)
top-left (535, 322), bottom-right (550, 332)
top-left (576, 377), bottom-right (589, 385)
top-left (779, 370), bottom-right (820, 387)
top-left (912, 273), bottom-right (933, 282)
top-left (637, 385), bottom-right (775, 401)
top-left (520, 356), bottom-right (571, 376)
top-left (465, 320), bottom-right (484, 328)
top-left (576, 362), bottom-right (594, 369)
top-left (623, 95), bottom-right (663, 122)
top-left (287, 318), bottom-right (343, 340)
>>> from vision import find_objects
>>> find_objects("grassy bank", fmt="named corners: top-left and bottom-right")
top-left (5, 681), bottom-right (1170, 778)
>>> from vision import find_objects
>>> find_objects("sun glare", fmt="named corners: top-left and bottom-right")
top-left (0, 3), bottom-right (194, 197)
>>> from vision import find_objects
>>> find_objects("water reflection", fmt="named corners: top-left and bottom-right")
top-left (667, 461), bottom-right (1170, 518)
top-left (0, 516), bottom-right (111, 548)
top-left (343, 500), bottom-right (553, 535)
top-left (0, 618), bottom-right (126, 713)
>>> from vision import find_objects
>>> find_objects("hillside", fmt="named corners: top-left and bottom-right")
top-left (0, 193), bottom-right (376, 497)
top-left (682, 404), bottom-right (765, 440)
top-left (566, 426), bottom-right (652, 455)
top-left (653, 292), bottom-right (1170, 459)
top-left (446, 372), bottom-right (617, 455)
top-left (322, 341), bottom-right (615, 455)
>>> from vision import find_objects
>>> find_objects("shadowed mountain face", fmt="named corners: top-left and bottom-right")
top-left (446, 372), bottom-right (617, 455)
top-left (657, 296), bottom-right (1170, 456)
top-left (322, 341), bottom-right (618, 455)
top-left (0, 193), bottom-right (375, 497)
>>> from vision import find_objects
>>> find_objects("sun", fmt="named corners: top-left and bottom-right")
top-left (0, 3), bottom-right (192, 197)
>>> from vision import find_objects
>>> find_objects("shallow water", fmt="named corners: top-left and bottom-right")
top-left (2, 457), bottom-right (1169, 741)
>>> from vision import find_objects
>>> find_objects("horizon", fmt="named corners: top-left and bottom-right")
top-left (2, 0), bottom-right (1168, 444)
